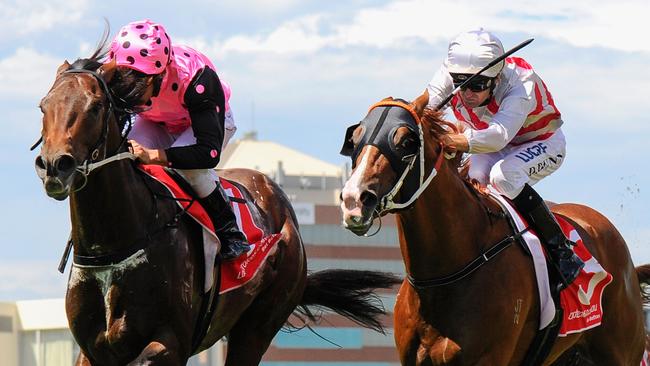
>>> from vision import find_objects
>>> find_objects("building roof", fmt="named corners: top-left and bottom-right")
top-left (218, 134), bottom-right (343, 177)
top-left (15, 298), bottom-right (67, 330)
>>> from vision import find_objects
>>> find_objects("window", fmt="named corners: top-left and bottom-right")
top-left (20, 329), bottom-right (79, 366)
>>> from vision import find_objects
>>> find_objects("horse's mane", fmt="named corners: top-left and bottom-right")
top-left (69, 21), bottom-right (112, 72)
top-left (421, 108), bottom-right (453, 139)
top-left (420, 107), bottom-right (490, 196)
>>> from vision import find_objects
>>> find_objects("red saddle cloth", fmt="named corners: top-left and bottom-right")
top-left (555, 216), bottom-right (612, 336)
top-left (139, 165), bottom-right (282, 295)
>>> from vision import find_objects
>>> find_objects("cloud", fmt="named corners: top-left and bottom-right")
top-left (190, 0), bottom-right (648, 55)
top-left (166, 0), bottom-right (649, 141)
top-left (202, 0), bottom-right (304, 15)
top-left (0, 0), bottom-right (88, 38)
top-left (527, 50), bottom-right (650, 131)
top-left (0, 48), bottom-right (61, 100)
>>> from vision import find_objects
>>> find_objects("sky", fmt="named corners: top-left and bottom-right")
top-left (0, 0), bottom-right (648, 300)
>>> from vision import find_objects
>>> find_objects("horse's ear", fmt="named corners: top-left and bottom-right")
top-left (340, 123), bottom-right (360, 157)
top-left (56, 61), bottom-right (71, 76)
top-left (98, 58), bottom-right (117, 83)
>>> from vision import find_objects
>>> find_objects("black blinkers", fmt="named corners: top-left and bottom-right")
top-left (340, 103), bottom-right (420, 173)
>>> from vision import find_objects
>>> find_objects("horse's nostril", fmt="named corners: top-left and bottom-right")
top-left (35, 156), bottom-right (46, 170)
top-left (55, 155), bottom-right (76, 174)
top-left (360, 190), bottom-right (378, 208)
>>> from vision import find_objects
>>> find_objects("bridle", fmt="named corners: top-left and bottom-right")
top-left (351, 100), bottom-right (450, 216)
top-left (348, 100), bottom-right (527, 289)
top-left (33, 67), bottom-right (138, 189)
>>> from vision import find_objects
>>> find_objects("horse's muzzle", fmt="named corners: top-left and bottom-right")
top-left (35, 153), bottom-right (77, 200)
top-left (340, 189), bottom-right (378, 236)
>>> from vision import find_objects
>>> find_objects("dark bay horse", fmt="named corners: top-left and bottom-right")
top-left (34, 51), bottom-right (400, 365)
top-left (339, 98), bottom-right (649, 365)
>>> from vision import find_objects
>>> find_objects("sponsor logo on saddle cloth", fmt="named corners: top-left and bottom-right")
top-left (489, 191), bottom-right (612, 337)
top-left (138, 165), bottom-right (282, 294)
top-left (556, 217), bottom-right (613, 336)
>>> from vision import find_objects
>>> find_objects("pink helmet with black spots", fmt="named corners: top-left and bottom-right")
top-left (109, 19), bottom-right (171, 75)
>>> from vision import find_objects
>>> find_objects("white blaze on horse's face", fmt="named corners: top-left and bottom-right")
top-left (340, 147), bottom-right (382, 233)
top-left (341, 149), bottom-right (370, 221)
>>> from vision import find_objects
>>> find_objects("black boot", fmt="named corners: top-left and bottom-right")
top-left (512, 184), bottom-right (584, 287)
top-left (200, 184), bottom-right (251, 260)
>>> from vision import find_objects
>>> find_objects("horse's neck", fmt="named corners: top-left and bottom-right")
top-left (397, 167), bottom-right (492, 280)
top-left (69, 161), bottom-right (156, 255)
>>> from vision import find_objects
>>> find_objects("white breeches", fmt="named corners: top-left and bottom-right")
top-left (467, 129), bottom-right (567, 199)
top-left (129, 114), bottom-right (237, 198)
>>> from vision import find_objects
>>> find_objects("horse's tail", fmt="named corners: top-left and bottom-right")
top-left (636, 264), bottom-right (650, 304)
top-left (296, 269), bottom-right (401, 334)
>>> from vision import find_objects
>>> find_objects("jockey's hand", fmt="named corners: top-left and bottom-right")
top-left (128, 140), bottom-right (168, 165)
top-left (441, 133), bottom-right (469, 154)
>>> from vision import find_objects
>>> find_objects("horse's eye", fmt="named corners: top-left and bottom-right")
top-left (400, 137), bottom-right (416, 149)
top-left (393, 127), bottom-right (417, 151)
top-left (89, 101), bottom-right (104, 114)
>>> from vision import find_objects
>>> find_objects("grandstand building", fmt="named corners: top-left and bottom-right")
top-left (0, 132), bottom-right (403, 366)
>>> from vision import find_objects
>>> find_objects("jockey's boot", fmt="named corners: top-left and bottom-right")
top-left (512, 184), bottom-right (585, 287)
top-left (200, 184), bottom-right (251, 261)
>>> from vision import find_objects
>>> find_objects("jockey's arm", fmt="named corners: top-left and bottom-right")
top-left (463, 94), bottom-right (530, 154)
top-left (164, 67), bottom-right (226, 169)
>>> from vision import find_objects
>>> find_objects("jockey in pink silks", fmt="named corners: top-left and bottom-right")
top-left (106, 19), bottom-right (250, 260)
top-left (411, 28), bottom-right (583, 286)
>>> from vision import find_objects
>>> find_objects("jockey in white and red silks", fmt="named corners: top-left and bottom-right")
top-left (412, 28), bottom-right (584, 287)
top-left (106, 19), bottom-right (250, 260)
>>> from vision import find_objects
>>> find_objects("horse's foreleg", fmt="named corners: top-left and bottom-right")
top-left (126, 330), bottom-right (186, 366)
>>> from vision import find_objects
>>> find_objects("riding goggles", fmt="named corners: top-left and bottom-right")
top-left (450, 73), bottom-right (495, 92)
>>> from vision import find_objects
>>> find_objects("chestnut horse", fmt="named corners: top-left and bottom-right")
top-left (33, 50), bottom-right (400, 365)
top-left (339, 99), bottom-right (649, 365)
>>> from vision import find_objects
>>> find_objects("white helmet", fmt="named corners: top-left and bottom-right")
top-left (445, 28), bottom-right (504, 78)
